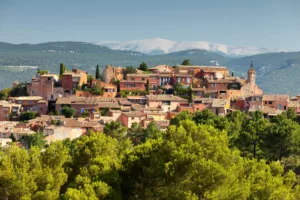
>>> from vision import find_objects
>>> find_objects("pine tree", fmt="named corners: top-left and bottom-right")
top-left (96, 65), bottom-right (100, 80)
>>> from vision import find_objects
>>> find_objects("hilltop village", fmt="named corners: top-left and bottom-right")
top-left (0, 61), bottom-right (297, 146)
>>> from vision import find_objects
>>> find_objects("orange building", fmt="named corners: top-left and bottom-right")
top-left (62, 69), bottom-right (87, 93)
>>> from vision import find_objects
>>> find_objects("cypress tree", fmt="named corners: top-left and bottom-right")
top-left (60, 63), bottom-right (66, 75)
top-left (96, 65), bottom-right (100, 80)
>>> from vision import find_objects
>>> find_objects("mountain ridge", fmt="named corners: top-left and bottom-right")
top-left (96, 37), bottom-right (285, 56)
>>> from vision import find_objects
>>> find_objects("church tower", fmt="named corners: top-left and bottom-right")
top-left (247, 61), bottom-right (256, 85)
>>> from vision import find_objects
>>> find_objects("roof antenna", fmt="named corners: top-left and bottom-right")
top-left (250, 60), bottom-right (254, 69)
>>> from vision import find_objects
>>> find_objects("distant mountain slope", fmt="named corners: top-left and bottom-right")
top-left (97, 37), bottom-right (282, 56)
top-left (0, 41), bottom-right (299, 95)
top-left (225, 51), bottom-right (300, 95)
top-left (0, 42), bottom-right (229, 89)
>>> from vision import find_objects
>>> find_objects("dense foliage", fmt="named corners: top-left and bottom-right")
top-left (2, 109), bottom-right (300, 199)
top-left (20, 111), bottom-right (38, 121)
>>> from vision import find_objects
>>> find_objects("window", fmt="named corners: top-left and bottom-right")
top-left (142, 78), bottom-right (145, 81)
top-left (186, 78), bottom-right (190, 83)
top-left (212, 83), bottom-right (216, 87)
top-left (18, 101), bottom-right (22, 104)
top-left (81, 108), bottom-right (85, 114)
top-left (131, 117), bottom-right (134, 120)
top-left (258, 106), bottom-right (261, 109)
top-left (153, 85), bottom-right (156, 89)
top-left (32, 90), bottom-right (35, 95)
top-left (268, 101), bottom-right (272, 105)
top-left (162, 101), bottom-right (171, 105)
top-left (177, 77), bottom-right (181, 83)
top-left (278, 104), bottom-right (282, 110)
top-left (131, 78), bottom-right (134, 81)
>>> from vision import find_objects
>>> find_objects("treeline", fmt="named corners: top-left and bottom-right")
top-left (1, 109), bottom-right (300, 199)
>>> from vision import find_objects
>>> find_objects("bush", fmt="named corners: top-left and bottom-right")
top-left (61, 106), bottom-right (75, 118)
top-left (20, 111), bottom-right (37, 121)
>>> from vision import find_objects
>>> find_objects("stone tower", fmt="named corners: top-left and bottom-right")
top-left (247, 61), bottom-right (256, 85)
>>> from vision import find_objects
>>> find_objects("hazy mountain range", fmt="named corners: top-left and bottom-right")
top-left (96, 38), bottom-right (283, 56)
top-left (0, 41), bottom-right (300, 96)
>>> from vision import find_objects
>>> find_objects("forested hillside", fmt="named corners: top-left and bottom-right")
top-left (0, 41), bottom-right (300, 95)
top-left (2, 109), bottom-right (300, 199)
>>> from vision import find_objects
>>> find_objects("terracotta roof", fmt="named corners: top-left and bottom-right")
top-left (127, 74), bottom-right (151, 77)
top-left (15, 96), bottom-right (44, 101)
top-left (262, 94), bottom-right (290, 101)
top-left (98, 102), bottom-right (120, 108)
top-left (259, 107), bottom-right (283, 115)
top-left (177, 65), bottom-right (229, 72)
top-left (174, 74), bottom-right (193, 77)
top-left (63, 118), bottom-right (102, 128)
top-left (155, 120), bottom-right (170, 128)
top-left (289, 101), bottom-right (300, 108)
top-left (146, 95), bottom-right (188, 102)
top-left (127, 96), bottom-right (147, 100)
top-left (193, 98), bottom-right (214, 104)
top-left (120, 80), bottom-right (145, 83)
top-left (122, 111), bottom-right (146, 117)
top-left (56, 97), bottom-right (99, 105)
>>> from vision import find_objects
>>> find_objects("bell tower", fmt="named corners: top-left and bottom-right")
top-left (247, 61), bottom-right (256, 84)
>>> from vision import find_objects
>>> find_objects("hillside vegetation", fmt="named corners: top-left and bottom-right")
top-left (2, 110), bottom-right (300, 199)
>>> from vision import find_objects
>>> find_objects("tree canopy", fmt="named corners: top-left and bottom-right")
top-left (182, 59), bottom-right (191, 65)
top-left (139, 62), bottom-right (148, 71)
top-left (1, 109), bottom-right (300, 199)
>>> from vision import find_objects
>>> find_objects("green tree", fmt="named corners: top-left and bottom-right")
top-left (238, 111), bottom-right (268, 159)
top-left (104, 121), bottom-right (127, 141)
top-left (0, 88), bottom-right (12, 100)
top-left (170, 110), bottom-right (193, 126)
top-left (126, 122), bottom-right (145, 145)
top-left (182, 59), bottom-right (191, 65)
top-left (124, 66), bottom-right (137, 79)
top-left (146, 79), bottom-right (150, 93)
top-left (95, 65), bottom-right (101, 80)
top-left (87, 75), bottom-right (93, 86)
top-left (37, 69), bottom-right (48, 75)
top-left (61, 106), bottom-right (76, 118)
top-left (10, 82), bottom-right (28, 97)
top-left (20, 111), bottom-right (38, 121)
top-left (60, 63), bottom-right (66, 75)
top-left (23, 132), bottom-right (47, 149)
top-left (263, 113), bottom-right (300, 161)
top-left (139, 62), bottom-right (148, 71)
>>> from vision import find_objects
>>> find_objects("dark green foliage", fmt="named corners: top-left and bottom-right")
top-left (227, 82), bottom-right (241, 90)
top-left (120, 90), bottom-right (147, 97)
top-left (1, 113), bottom-right (300, 199)
top-left (60, 63), bottom-right (66, 75)
top-left (139, 61), bottom-right (148, 71)
top-left (124, 66), bottom-right (137, 79)
top-left (95, 64), bottom-right (100, 80)
top-left (61, 106), bottom-right (75, 118)
top-left (9, 82), bottom-right (28, 97)
top-left (146, 79), bottom-right (150, 93)
top-left (0, 88), bottom-right (12, 100)
top-left (104, 121), bottom-right (127, 141)
top-left (182, 59), bottom-right (191, 65)
top-left (23, 132), bottom-right (47, 149)
top-left (37, 69), bottom-right (48, 75)
top-left (20, 111), bottom-right (38, 121)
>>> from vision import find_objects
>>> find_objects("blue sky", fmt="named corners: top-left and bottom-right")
top-left (1, 0), bottom-right (300, 50)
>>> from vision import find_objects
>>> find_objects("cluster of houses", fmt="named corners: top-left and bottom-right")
top-left (0, 63), bottom-right (298, 147)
